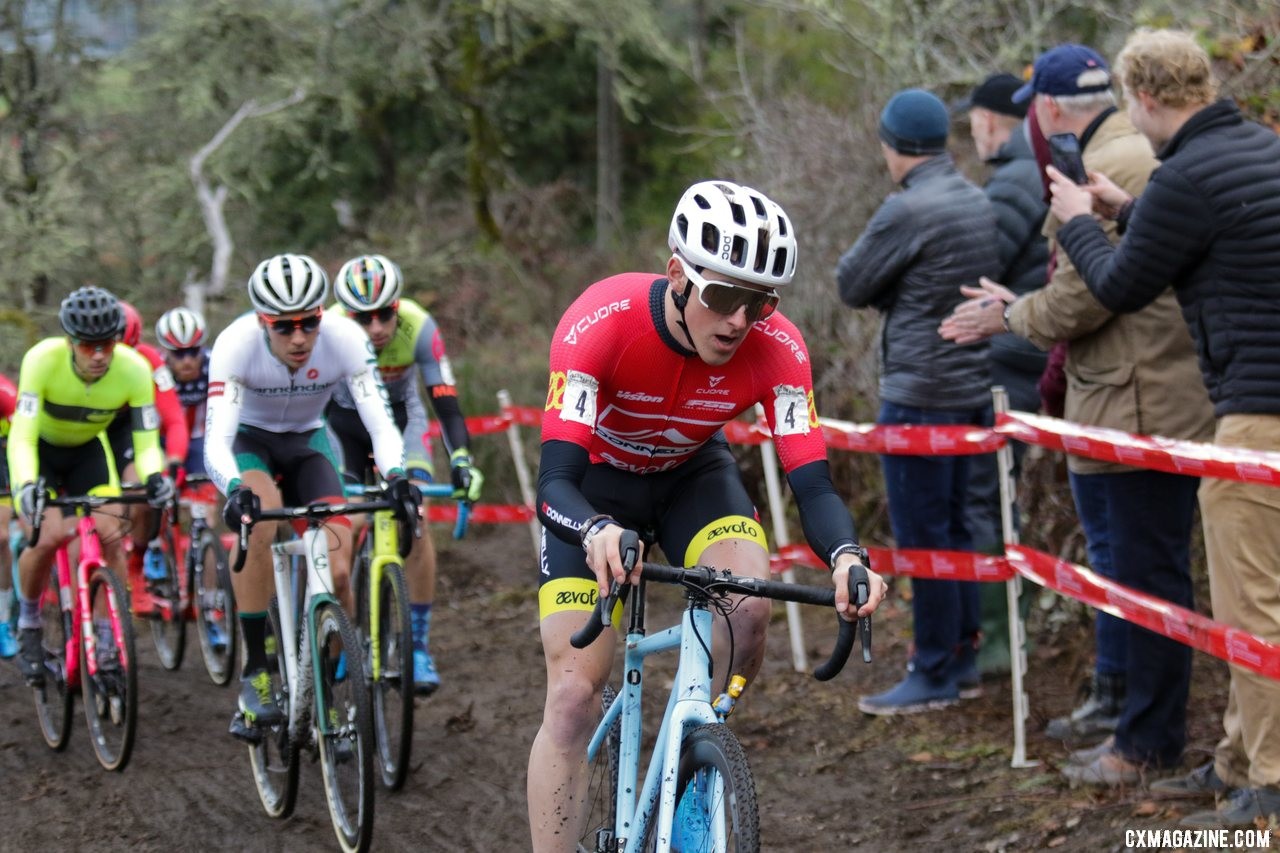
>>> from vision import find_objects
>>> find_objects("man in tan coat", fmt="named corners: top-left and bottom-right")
top-left (940, 43), bottom-right (1214, 786)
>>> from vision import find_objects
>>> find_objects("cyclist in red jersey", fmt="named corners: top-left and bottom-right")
top-left (528, 180), bottom-right (888, 851)
top-left (0, 372), bottom-right (16, 658)
top-left (107, 302), bottom-right (189, 607)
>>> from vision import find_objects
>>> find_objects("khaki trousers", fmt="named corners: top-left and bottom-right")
top-left (1200, 414), bottom-right (1280, 788)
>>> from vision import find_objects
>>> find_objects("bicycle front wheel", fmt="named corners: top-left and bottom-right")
top-left (365, 559), bottom-right (413, 791)
top-left (646, 723), bottom-right (759, 853)
top-left (80, 566), bottom-right (138, 772)
top-left (194, 532), bottom-right (236, 686)
top-left (248, 597), bottom-right (299, 818)
top-left (148, 527), bottom-right (186, 671)
top-left (575, 685), bottom-right (620, 853)
top-left (315, 600), bottom-right (375, 853)
top-left (33, 570), bottom-right (74, 751)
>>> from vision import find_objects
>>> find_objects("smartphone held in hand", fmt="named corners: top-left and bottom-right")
top-left (1048, 132), bottom-right (1088, 184)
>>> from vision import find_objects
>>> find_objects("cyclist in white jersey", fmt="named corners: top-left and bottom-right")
top-left (205, 253), bottom-right (418, 738)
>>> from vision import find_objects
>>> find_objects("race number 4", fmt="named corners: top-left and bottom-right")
top-left (772, 385), bottom-right (810, 436)
top-left (561, 370), bottom-right (599, 427)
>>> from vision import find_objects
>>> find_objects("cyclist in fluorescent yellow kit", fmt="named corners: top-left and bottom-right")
top-left (327, 254), bottom-right (484, 694)
top-left (9, 286), bottom-right (175, 685)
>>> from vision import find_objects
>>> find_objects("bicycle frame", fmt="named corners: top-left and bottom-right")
top-left (53, 511), bottom-right (121, 690)
top-left (346, 481), bottom-right (467, 682)
top-left (588, 591), bottom-right (724, 853)
top-left (268, 525), bottom-right (340, 743)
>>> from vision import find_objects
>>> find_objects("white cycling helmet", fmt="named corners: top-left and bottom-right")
top-left (155, 307), bottom-right (208, 350)
top-left (333, 254), bottom-right (403, 312)
top-left (667, 180), bottom-right (797, 287)
top-left (247, 253), bottom-right (330, 315)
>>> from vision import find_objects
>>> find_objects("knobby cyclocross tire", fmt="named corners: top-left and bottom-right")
top-left (81, 566), bottom-right (138, 772)
top-left (248, 597), bottom-right (300, 818)
top-left (643, 723), bottom-right (760, 853)
top-left (193, 532), bottom-right (236, 686)
top-left (314, 600), bottom-right (376, 853)
top-left (33, 569), bottom-right (74, 751)
top-left (575, 685), bottom-right (621, 853)
top-left (148, 523), bottom-right (186, 671)
top-left (365, 559), bottom-right (413, 791)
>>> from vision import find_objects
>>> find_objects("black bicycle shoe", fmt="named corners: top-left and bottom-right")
top-left (18, 627), bottom-right (44, 686)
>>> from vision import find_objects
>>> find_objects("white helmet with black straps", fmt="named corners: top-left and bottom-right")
top-left (247, 253), bottom-right (330, 315)
top-left (667, 180), bottom-right (797, 287)
top-left (154, 307), bottom-right (208, 350)
top-left (333, 254), bottom-right (404, 312)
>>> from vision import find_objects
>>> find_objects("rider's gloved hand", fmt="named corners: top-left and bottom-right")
top-left (168, 460), bottom-right (187, 490)
top-left (222, 485), bottom-right (261, 530)
top-left (146, 472), bottom-right (176, 508)
top-left (16, 481), bottom-right (39, 525)
top-left (449, 449), bottom-right (484, 502)
top-left (384, 472), bottom-right (422, 522)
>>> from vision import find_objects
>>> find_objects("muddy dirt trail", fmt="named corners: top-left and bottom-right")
top-left (0, 523), bottom-right (1259, 852)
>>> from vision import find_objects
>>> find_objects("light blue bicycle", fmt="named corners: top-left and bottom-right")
top-left (570, 530), bottom-right (870, 852)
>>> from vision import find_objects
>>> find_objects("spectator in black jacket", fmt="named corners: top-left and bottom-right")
top-left (837, 88), bottom-right (997, 715)
top-left (957, 73), bottom-right (1050, 676)
top-left (1049, 28), bottom-right (1280, 828)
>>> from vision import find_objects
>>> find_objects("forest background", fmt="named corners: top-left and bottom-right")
top-left (1, 0), bottom-right (1277, 554)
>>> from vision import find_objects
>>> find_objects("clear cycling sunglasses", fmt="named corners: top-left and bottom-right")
top-left (674, 255), bottom-right (779, 323)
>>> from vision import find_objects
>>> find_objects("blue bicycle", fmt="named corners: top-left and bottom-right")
top-left (571, 530), bottom-right (870, 852)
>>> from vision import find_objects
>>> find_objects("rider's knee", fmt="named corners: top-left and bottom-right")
top-left (732, 596), bottom-right (771, 640)
top-left (543, 672), bottom-right (605, 744)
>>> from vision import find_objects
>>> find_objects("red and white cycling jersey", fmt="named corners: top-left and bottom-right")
top-left (542, 273), bottom-right (826, 474)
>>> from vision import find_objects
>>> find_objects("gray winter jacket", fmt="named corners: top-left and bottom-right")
top-left (836, 154), bottom-right (998, 409)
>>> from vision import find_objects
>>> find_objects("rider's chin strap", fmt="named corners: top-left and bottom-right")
top-left (670, 280), bottom-right (699, 353)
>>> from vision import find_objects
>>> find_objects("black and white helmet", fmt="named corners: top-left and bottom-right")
top-left (667, 180), bottom-right (797, 287)
top-left (59, 286), bottom-right (124, 341)
top-left (155, 307), bottom-right (207, 350)
top-left (247, 253), bottom-right (329, 315)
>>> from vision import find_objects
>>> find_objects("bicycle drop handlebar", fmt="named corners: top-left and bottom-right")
top-left (569, 530), bottom-right (871, 680)
top-left (28, 478), bottom-right (169, 549)
top-left (229, 499), bottom-right (418, 573)
top-left (342, 481), bottom-right (471, 541)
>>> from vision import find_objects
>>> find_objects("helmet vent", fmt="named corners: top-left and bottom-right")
top-left (700, 222), bottom-right (719, 254)
top-left (693, 193), bottom-right (711, 210)
top-left (728, 202), bottom-right (746, 226)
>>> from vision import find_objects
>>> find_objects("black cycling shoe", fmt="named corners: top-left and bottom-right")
top-left (18, 627), bottom-right (45, 686)
top-left (238, 668), bottom-right (284, 727)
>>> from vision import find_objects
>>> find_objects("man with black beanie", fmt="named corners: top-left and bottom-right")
top-left (837, 87), bottom-right (998, 715)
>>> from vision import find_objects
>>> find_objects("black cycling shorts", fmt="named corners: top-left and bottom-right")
top-left (233, 425), bottom-right (344, 508)
top-left (36, 435), bottom-right (119, 515)
top-left (325, 400), bottom-right (409, 484)
top-left (537, 438), bottom-right (766, 620)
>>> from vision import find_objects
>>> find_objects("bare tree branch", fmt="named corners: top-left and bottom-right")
top-left (188, 87), bottom-right (306, 297)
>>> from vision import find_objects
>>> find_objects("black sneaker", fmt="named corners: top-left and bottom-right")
top-left (18, 627), bottom-right (44, 686)
top-left (238, 669), bottom-right (284, 726)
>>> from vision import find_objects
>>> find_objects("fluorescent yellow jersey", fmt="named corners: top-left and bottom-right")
top-left (8, 336), bottom-right (163, 488)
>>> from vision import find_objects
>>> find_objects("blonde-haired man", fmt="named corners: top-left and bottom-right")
top-left (1049, 28), bottom-right (1280, 829)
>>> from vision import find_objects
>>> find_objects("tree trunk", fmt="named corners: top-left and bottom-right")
top-left (595, 49), bottom-right (621, 252)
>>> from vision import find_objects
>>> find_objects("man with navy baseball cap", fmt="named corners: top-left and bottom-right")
top-left (1013, 43), bottom-right (1113, 102)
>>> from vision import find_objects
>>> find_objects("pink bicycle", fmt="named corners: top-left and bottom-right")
top-left (28, 480), bottom-right (156, 771)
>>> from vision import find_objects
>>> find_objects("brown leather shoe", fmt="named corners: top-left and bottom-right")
top-left (1061, 749), bottom-right (1143, 787)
